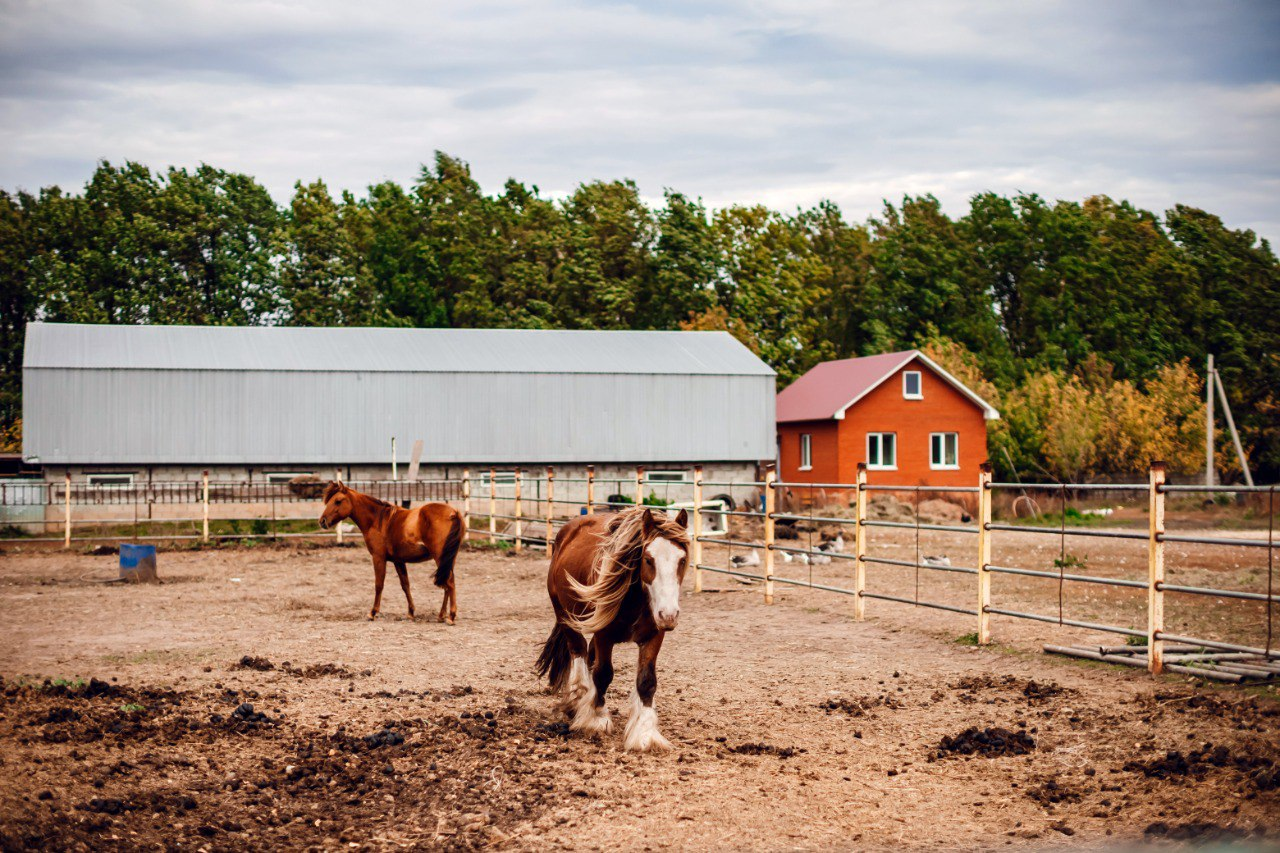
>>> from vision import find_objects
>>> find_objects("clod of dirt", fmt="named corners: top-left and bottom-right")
top-left (937, 727), bottom-right (1036, 758)
top-left (362, 728), bottom-right (404, 748)
top-left (1022, 680), bottom-right (1064, 700)
top-left (219, 702), bottom-right (276, 729)
top-left (730, 743), bottom-right (805, 759)
top-left (39, 678), bottom-right (121, 699)
top-left (281, 662), bottom-right (355, 679)
top-left (233, 655), bottom-right (275, 672)
top-left (1144, 821), bottom-right (1254, 842)
top-left (1124, 743), bottom-right (1278, 790)
top-left (1026, 779), bottom-right (1082, 806)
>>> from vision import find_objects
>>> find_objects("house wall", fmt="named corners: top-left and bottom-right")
top-left (777, 420), bottom-right (841, 484)
top-left (838, 362), bottom-right (988, 489)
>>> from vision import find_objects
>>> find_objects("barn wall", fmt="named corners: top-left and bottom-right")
top-left (24, 368), bottom-right (775, 465)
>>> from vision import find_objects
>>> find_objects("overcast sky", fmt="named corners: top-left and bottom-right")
top-left (2, 1), bottom-right (1278, 240)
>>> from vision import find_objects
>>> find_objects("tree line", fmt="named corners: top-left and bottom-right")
top-left (2, 152), bottom-right (1277, 481)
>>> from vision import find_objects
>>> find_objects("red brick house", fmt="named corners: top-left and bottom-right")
top-left (776, 350), bottom-right (999, 490)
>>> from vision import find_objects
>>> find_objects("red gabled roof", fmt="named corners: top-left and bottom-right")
top-left (776, 350), bottom-right (1000, 423)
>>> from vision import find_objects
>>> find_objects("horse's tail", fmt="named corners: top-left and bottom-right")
top-left (535, 621), bottom-right (574, 690)
top-left (434, 509), bottom-right (463, 588)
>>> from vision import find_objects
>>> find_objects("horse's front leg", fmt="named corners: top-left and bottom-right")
top-left (393, 560), bottom-right (414, 620)
top-left (572, 634), bottom-right (615, 735)
top-left (624, 633), bottom-right (671, 752)
top-left (369, 556), bottom-right (387, 621)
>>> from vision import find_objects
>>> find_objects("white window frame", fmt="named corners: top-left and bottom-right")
top-left (265, 471), bottom-right (315, 484)
top-left (479, 471), bottom-right (517, 487)
top-left (866, 432), bottom-right (897, 470)
top-left (645, 470), bottom-right (688, 483)
top-left (87, 473), bottom-right (134, 487)
top-left (799, 434), bottom-right (812, 471)
top-left (930, 432), bottom-right (960, 470)
top-left (903, 370), bottom-right (923, 400)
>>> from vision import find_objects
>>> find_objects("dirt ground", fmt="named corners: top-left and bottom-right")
top-left (0, 536), bottom-right (1277, 851)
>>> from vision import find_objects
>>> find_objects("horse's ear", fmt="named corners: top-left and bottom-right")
top-left (641, 507), bottom-right (656, 533)
top-left (322, 481), bottom-right (342, 502)
top-left (674, 508), bottom-right (689, 529)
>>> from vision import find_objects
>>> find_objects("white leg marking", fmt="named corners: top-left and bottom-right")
top-left (560, 656), bottom-right (591, 712)
top-left (570, 680), bottom-right (613, 734)
top-left (623, 688), bottom-right (671, 752)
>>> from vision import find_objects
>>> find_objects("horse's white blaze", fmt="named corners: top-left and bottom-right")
top-left (645, 536), bottom-right (683, 626)
top-left (623, 688), bottom-right (671, 752)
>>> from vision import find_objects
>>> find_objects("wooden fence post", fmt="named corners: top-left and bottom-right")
top-left (692, 465), bottom-right (704, 594)
top-left (514, 467), bottom-right (523, 555)
top-left (977, 461), bottom-right (993, 645)
top-left (335, 468), bottom-right (343, 544)
top-left (586, 466), bottom-right (595, 515)
top-left (764, 466), bottom-right (776, 605)
top-left (1148, 461), bottom-right (1167, 674)
top-left (635, 465), bottom-right (644, 506)
top-left (202, 470), bottom-right (210, 544)
top-left (488, 467), bottom-right (496, 544)
top-left (461, 468), bottom-right (470, 543)
top-left (854, 463), bottom-right (868, 620)
top-left (546, 466), bottom-right (555, 557)
top-left (63, 471), bottom-right (71, 549)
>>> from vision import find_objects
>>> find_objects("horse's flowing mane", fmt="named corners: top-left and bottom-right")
top-left (565, 507), bottom-right (689, 635)
top-left (322, 482), bottom-right (392, 509)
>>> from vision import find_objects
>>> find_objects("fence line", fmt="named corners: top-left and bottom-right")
top-left (4, 460), bottom-right (1275, 680)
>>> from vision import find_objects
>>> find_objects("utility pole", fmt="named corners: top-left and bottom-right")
top-left (1205, 355), bottom-right (1214, 488)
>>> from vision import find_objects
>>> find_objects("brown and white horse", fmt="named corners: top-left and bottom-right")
top-left (536, 506), bottom-right (690, 751)
top-left (319, 482), bottom-right (463, 623)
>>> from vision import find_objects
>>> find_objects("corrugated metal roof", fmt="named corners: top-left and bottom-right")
top-left (777, 350), bottom-right (999, 422)
top-left (24, 323), bottom-right (774, 376)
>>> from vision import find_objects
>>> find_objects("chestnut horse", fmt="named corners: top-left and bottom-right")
top-left (536, 506), bottom-right (690, 751)
top-left (319, 482), bottom-right (463, 623)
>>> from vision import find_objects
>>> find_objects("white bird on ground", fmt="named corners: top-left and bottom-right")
top-left (818, 533), bottom-right (846, 553)
top-left (922, 555), bottom-right (952, 567)
top-left (730, 551), bottom-right (761, 568)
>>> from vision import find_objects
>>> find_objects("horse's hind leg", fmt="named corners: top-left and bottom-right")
top-left (438, 573), bottom-right (456, 625)
top-left (559, 631), bottom-right (590, 715)
top-left (369, 557), bottom-right (387, 621)
top-left (393, 561), bottom-right (414, 620)
top-left (572, 634), bottom-right (615, 735)
top-left (624, 633), bottom-right (671, 752)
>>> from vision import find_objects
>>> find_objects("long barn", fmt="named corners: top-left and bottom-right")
top-left (22, 323), bottom-right (775, 494)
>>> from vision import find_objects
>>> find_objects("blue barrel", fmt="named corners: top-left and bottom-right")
top-left (119, 543), bottom-right (158, 582)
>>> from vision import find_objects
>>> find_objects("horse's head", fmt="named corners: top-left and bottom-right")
top-left (319, 482), bottom-right (352, 530)
top-left (640, 507), bottom-right (690, 631)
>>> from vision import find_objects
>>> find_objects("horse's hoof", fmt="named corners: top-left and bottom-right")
top-left (368, 612), bottom-right (378, 621)
top-left (445, 618), bottom-right (455, 626)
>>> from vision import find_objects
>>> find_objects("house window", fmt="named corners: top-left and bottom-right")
top-left (930, 433), bottom-right (959, 469)
top-left (87, 473), bottom-right (134, 487)
top-left (867, 433), bottom-right (896, 470)
top-left (799, 434), bottom-right (812, 470)
top-left (645, 470), bottom-right (688, 483)
top-left (266, 472), bottom-right (315, 484)
top-left (903, 371), bottom-right (922, 399)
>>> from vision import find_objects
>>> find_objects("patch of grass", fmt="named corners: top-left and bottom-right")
top-left (42, 677), bottom-right (87, 690)
top-left (954, 632), bottom-right (980, 646)
top-left (1053, 552), bottom-right (1089, 572)
top-left (119, 703), bottom-right (145, 713)
top-left (1125, 634), bottom-right (1149, 647)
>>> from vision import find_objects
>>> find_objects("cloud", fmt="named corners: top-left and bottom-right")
top-left (0, 0), bottom-right (1277, 241)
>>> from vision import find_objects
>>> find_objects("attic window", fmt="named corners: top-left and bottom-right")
top-left (903, 371), bottom-right (922, 399)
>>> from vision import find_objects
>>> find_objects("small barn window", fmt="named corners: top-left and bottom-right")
top-left (903, 371), bottom-right (922, 399)
top-left (867, 433), bottom-right (896, 469)
top-left (479, 471), bottom-right (517, 487)
top-left (87, 473), bottom-right (134, 487)
top-left (930, 433), bottom-right (959, 469)
top-left (646, 470), bottom-right (688, 483)
top-left (266, 471), bottom-right (315, 484)
top-left (799, 434), bottom-right (812, 470)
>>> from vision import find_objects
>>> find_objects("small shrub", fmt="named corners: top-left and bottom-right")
top-left (1125, 634), bottom-right (1149, 647)
top-left (1054, 552), bottom-right (1089, 571)
top-left (119, 703), bottom-right (146, 713)
top-left (955, 632), bottom-right (980, 646)
top-left (250, 519), bottom-right (269, 537)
